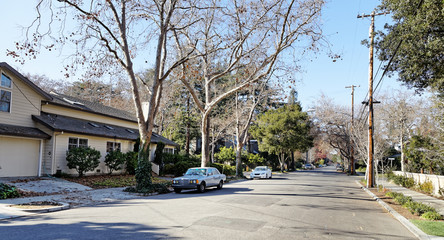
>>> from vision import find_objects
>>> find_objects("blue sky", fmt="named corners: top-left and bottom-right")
top-left (0, 0), bottom-right (414, 110)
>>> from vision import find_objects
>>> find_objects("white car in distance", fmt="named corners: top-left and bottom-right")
top-left (250, 166), bottom-right (272, 179)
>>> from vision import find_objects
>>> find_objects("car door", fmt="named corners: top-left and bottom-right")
top-left (206, 168), bottom-right (215, 186)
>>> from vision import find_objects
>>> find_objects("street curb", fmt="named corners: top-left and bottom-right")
top-left (12, 202), bottom-right (70, 213)
top-left (1, 202), bottom-right (70, 221)
top-left (355, 180), bottom-right (441, 240)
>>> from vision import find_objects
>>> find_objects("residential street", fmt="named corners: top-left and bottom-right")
top-left (0, 167), bottom-right (416, 240)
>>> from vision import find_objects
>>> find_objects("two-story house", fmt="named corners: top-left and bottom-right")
top-left (0, 62), bottom-right (177, 177)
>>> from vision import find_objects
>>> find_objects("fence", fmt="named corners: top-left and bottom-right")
top-left (393, 171), bottom-right (444, 196)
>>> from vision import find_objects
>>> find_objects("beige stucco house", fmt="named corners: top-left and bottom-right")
top-left (0, 62), bottom-right (177, 177)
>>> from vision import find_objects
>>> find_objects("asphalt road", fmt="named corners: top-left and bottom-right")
top-left (0, 166), bottom-right (416, 240)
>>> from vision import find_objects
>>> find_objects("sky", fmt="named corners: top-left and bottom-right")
top-left (0, 0), bottom-right (416, 111)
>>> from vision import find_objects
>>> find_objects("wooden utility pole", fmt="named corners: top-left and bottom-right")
top-left (345, 85), bottom-right (359, 175)
top-left (358, 11), bottom-right (387, 188)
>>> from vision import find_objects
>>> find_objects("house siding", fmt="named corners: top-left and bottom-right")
top-left (53, 133), bottom-right (134, 175)
top-left (34, 123), bottom-right (55, 175)
top-left (42, 104), bottom-right (138, 129)
top-left (0, 68), bottom-right (43, 127)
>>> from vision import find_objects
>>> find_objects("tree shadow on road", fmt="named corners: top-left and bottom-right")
top-left (0, 218), bottom-right (176, 240)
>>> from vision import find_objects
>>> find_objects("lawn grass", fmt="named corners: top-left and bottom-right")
top-left (410, 219), bottom-right (444, 237)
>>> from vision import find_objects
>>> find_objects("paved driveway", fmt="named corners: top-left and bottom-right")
top-left (1, 167), bottom-right (416, 239)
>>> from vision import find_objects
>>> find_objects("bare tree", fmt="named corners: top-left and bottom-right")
top-left (234, 79), bottom-right (277, 176)
top-left (174, 0), bottom-right (326, 166)
top-left (10, 0), bottom-right (202, 190)
top-left (377, 90), bottom-right (425, 171)
top-left (313, 95), bottom-right (352, 169)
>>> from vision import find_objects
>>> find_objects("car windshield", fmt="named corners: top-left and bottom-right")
top-left (255, 167), bottom-right (266, 171)
top-left (185, 168), bottom-right (207, 176)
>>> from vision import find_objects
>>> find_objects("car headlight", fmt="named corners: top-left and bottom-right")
top-left (189, 179), bottom-right (199, 184)
top-left (172, 180), bottom-right (179, 184)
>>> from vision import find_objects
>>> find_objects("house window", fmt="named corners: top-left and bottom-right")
top-left (68, 137), bottom-right (88, 150)
top-left (0, 90), bottom-right (11, 112)
top-left (1, 73), bottom-right (12, 88)
top-left (107, 142), bottom-right (121, 153)
top-left (163, 148), bottom-right (174, 154)
top-left (0, 73), bottom-right (12, 113)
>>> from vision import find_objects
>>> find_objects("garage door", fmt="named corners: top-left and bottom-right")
top-left (0, 136), bottom-right (40, 177)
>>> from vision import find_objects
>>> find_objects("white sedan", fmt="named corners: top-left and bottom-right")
top-left (250, 166), bottom-right (272, 179)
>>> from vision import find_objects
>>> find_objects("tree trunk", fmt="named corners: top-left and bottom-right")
top-left (400, 133), bottom-right (405, 172)
top-left (235, 137), bottom-right (244, 177)
top-left (279, 152), bottom-right (285, 172)
top-left (290, 151), bottom-right (295, 171)
top-left (201, 114), bottom-right (211, 167)
top-left (185, 97), bottom-right (190, 155)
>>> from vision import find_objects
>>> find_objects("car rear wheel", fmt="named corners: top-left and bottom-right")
top-left (174, 188), bottom-right (182, 193)
top-left (217, 180), bottom-right (223, 189)
top-left (198, 182), bottom-right (206, 193)
top-left (269, 173), bottom-right (272, 179)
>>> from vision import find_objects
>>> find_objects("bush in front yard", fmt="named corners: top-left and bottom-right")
top-left (125, 151), bottom-right (138, 175)
top-left (161, 154), bottom-right (201, 176)
top-left (421, 211), bottom-right (442, 221)
top-left (0, 183), bottom-right (20, 199)
top-left (66, 146), bottom-right (101, 177)
top-left (210, 163), bottom-right (235, 176)
top-left (105, 150), bottom-right (125, 174)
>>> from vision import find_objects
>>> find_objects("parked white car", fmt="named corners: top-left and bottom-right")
top-left (250, 166), bottom-right (272, 179)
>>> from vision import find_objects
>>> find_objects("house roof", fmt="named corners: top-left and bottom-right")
top-left (0, 62), bottom-right (53, 101)
top-left (32, 112), bottom-right (179, 146)
top-left (0, 123), bottom-right (51, 139)
top-left (46, 92), bottom-right (137, 123)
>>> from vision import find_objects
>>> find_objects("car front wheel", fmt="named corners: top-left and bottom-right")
top-left (217, 180), bottom-right (223, 189)
top-left (198, 182), bottom-right (206, 193)
top-left (174, 188), bottom-right (182, 193)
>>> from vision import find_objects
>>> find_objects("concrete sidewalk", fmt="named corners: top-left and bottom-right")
top-left (379, 179), bottom-right (444, 216)
top-left (0, 177), bottom-right (149, 220)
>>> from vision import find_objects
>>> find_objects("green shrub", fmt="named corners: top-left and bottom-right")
top-left (404, 177), bottom-right (415, 188)
top-left (163, 153), bottom-right (180, 164)
top-left (0, 183), bottom-right (20, 199)
top-left (214, 146), bottom-right (236, 164)
top-left (391, 174), bottom-right (415, 188)
top-left (104, 150), bottom-right (125, 174)
top-left (386, 191), bottom-right (442, 219)
top-left (124, 151), bottom-right (138, 175)
top-left (163, 153), bottom-right (199, 165)
top-left (210, 163), bottom-right (236, 176)
top-left (394, 194), bottom-right (412, 206)
top-left (295, 161), bottom-right (303, 169)
top-left (172, 161), bottom-right (200, 177)
top-left (66, 146), bottom-right (101, 177)
top-left (135, 148), bottom-right (153, 191)
top-left (418, 180), bottom-right (434, 194)
top-left (386, 191), bottom-right (402, 199)
top-left (421, 211), bottom-right (443, 221)
top-left (405, 201), bottom-right (436, 216)
top-left (161, 153), bottom-right (201, 176)
top-left (246, 153), bottom-right (266, 168)
top-left (153, 142), bottom-right (165, 165)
